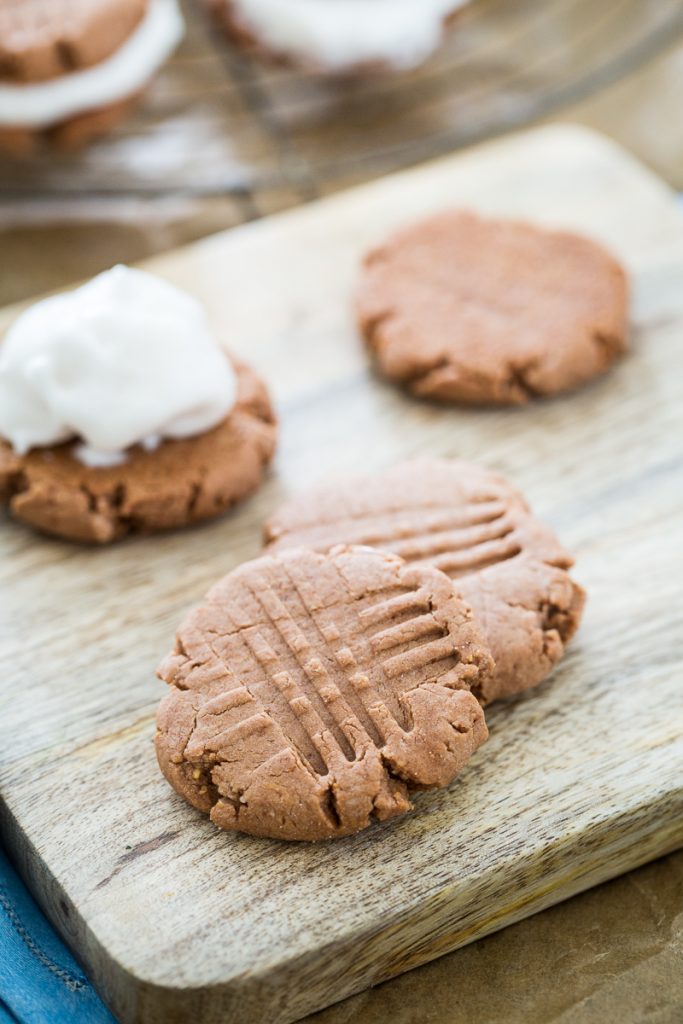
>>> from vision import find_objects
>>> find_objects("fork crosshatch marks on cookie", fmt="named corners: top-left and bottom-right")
top-left (265, 459), bottom-right (586, 702)
top-left (156, 546), bottom-right (494, 840)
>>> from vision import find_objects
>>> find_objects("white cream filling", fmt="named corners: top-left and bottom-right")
top-left (0, 0), bottom-right (184, 128)
top-left (73, 435), bottom-right (160, 468)
top-left (231, 0), bottom-right (469, 71)
top-left (0, 266), bottom-right (238, 466)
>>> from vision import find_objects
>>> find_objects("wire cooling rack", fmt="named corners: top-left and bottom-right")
top-left (1, 0), bottom-right (682, 207)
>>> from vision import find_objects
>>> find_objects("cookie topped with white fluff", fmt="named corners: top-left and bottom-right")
top-left (0, 266), bottom-right (277, 542)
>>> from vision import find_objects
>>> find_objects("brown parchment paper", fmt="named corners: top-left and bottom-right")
top-left (303, 852), bottom-right (683, 1024)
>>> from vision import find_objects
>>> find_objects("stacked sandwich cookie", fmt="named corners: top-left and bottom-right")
top-left (0, 0), bottom-right (184, 153)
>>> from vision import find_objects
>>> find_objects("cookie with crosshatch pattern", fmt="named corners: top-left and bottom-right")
top-left (265, 459), bottom-right (586, 703)
top-left (156, 545), bottom-right (492, 840)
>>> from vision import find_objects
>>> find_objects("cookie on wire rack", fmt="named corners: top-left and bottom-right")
top-left (0, 0), bottom-right (183, 153)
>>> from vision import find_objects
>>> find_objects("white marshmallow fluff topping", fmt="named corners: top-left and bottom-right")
top-left (0, 266), bottom-right (237, 467)
top-left (230, 0), bottom-right (469, 71)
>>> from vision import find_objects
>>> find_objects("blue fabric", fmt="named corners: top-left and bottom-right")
top-left (0, 845), bottom-right (116, 1024)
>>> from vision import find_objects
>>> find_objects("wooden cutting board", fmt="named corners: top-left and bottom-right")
top-left (1, 125), bottom-right (682, 1024)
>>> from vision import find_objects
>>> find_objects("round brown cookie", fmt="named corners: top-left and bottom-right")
top-left (0, 0), bottom-right (146, 82)
top-left (357, 210), bottom-right (628, 404)
top-left (0, 357), bottom-right (277, 543)
top-left (156, 544), bottom-right (492, 841)
top-left (264, 459), bottom-right (586, 703)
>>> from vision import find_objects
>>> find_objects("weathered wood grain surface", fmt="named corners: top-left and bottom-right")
top-left (1, 126), bottom-right (682, 1024)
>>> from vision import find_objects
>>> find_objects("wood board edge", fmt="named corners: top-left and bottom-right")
top-left (4, 780), bottom-right (682, 1024)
